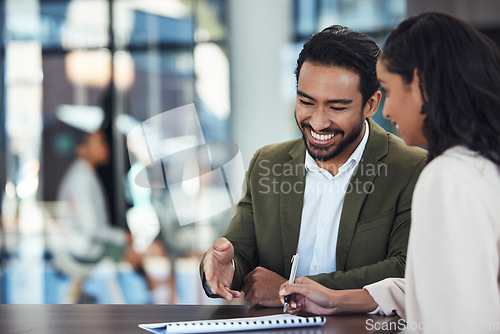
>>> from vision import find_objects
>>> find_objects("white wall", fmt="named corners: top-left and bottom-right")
top-left (228, 0), bottom-right (296, 167)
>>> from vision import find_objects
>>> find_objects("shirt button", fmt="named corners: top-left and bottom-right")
top-left (329, 179), bottom-right (335, 184)
top-left (314, 266), bottom-right (320, 272)
top-left (319, 222), bottom-right (325, 227)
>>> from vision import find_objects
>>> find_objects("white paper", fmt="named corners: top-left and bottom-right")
top-left (139, 314), bottom-right (326, 333)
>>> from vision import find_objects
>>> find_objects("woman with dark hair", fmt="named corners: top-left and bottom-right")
top-left (279, 12), bottom-right (500, 333)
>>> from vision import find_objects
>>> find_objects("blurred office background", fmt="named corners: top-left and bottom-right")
top-left (0, 0), bottom-right (498, 304)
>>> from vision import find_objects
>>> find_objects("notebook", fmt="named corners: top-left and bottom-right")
top-left (138, 313), bottom-right (326, 333)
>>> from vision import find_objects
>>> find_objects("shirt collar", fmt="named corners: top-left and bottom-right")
top-left (304, 120), bottom-right (370, 174)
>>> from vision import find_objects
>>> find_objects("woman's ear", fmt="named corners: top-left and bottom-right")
top-left (411, 68), bottom-right (422, 100)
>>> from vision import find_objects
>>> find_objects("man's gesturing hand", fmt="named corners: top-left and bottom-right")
top-left (203, 237), bottom-right (241, 301)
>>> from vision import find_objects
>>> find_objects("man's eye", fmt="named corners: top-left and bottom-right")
top-left (330, 107), bottom-right (347, 111)
top-left (300, 100), bottom-right (313, 106)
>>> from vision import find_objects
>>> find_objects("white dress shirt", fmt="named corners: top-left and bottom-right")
top-left (56, 158), bottom-right (126, 261)
top-left (364, 146), bottom-right (500, 333)
top-left (296, 121), bottom-right (369, 277)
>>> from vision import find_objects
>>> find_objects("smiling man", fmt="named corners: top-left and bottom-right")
top-left (200, 25), bottom-right (427, 307)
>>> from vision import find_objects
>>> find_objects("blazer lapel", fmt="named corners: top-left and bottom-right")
top-left (336, 119), bottom-right (388, 271)
top-left (280, 140), bottom-right (306, 275)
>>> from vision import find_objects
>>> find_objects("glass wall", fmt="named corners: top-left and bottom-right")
top-left (0, 0), bottom-right (232, 304)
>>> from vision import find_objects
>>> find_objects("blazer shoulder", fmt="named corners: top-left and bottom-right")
top-left (254, 138), bottom-right (304, 163)
top-left (367, 119), bottom-right (426, 168)
top-left (385, 132), bottom-right (428, 167)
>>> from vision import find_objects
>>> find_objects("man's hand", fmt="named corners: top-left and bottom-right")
top-left (242, 267), bottom-right (287, 307)
top-left (203, 237), bottom-right (241, 301)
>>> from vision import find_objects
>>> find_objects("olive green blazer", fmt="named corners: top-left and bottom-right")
top-left (202, 118), bottom-right (427, 292)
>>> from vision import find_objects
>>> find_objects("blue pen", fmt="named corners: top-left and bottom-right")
top-left (283, 253), bottom-right (300, 313)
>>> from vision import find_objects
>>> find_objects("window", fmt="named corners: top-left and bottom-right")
top-left (0, 0), bottom-right (231, 304)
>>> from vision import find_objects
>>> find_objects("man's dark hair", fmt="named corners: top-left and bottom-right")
top-left (381, 12), bottom-right (500, 165)
top-left (295, 25), bottom-right (381, 106)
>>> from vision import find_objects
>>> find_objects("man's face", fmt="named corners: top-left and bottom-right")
top-left (295, 61), bottom-right (367, 164)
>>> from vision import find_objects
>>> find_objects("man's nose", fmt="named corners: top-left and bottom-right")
top-left (309, 108), bottom-right (331, 131)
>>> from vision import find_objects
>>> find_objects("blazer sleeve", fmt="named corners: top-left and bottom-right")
top-left (307, 157), bottom-right (426, 289)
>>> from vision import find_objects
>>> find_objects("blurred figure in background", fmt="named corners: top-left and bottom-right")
top-left (57, 130), bottom-right (127, 265)
top-left (56, 127), bottom-right (172, 303)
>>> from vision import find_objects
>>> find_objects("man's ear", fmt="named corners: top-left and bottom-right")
top-left (364, 90), bottom-right (382, 119)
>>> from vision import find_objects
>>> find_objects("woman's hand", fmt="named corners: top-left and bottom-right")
top-left (279, 277), bottom-right (378, 315)
top-left (279, 277), bottom-right (337, 315)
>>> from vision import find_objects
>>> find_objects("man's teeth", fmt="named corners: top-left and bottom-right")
top-left (311, 130), bottom-right (335, 141)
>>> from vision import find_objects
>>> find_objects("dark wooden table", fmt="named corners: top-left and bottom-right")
top-left (0, 304), bottom-right (402, 333)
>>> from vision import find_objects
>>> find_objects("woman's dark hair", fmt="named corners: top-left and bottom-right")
top-left (295, 25), bottom-right (380, 107)
top-left (381, 12), bottom-right (500, 165)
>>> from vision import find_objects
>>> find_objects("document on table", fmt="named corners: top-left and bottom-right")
top-left (138, 313), bottom-right (326, 333)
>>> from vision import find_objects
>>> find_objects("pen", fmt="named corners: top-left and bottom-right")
top-left (283, 253), bottom-right (299, 313)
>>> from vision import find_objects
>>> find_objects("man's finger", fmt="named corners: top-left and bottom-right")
top-left (206, 278), bottom-right (219, 295)
top-left (213, 237), bottom-right (231, 252)
top-left (219, 284), bottom-right (234, 301)
top-left (229, 289), bottom-right (241, 298)
top-left (204, 259), bottom-right (214, 281)
top-left (220, 286), bottom-right (241, 300)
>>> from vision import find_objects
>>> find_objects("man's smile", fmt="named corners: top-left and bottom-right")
top-left (306, 127), bottom-right (340, 147)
